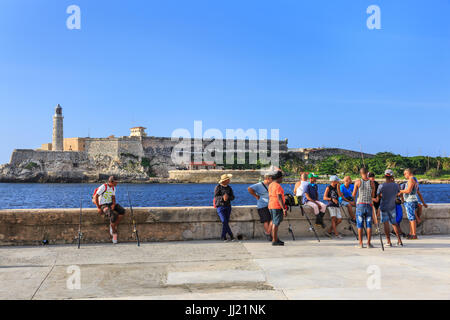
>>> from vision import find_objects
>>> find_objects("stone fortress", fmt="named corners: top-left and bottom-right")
top-left (0, 105), bottom-right (372, 183)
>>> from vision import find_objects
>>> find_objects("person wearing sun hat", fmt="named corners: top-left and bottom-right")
top-left (323, 175), bottom-right (344, 238)
top-left (303, 172), bottom-right (327, 229)
top-left (375, 169), bottom-right (403, 247)
top-left (214, 174), bottom-right (236, 241)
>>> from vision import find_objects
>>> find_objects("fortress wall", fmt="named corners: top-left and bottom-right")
top-left (169, 169), bottom-right (264, 183)
top-left (10, 150), bottom-right (88, 166)
top-left (84, 139), bottom-right (120, 158)
top-left (118, 138), bottom-right (145, 158)
top-left (0, 204), bottom-right (448, 245)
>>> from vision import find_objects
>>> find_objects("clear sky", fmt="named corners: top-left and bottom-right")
top-left (0, 0), bottom-right (449, 164)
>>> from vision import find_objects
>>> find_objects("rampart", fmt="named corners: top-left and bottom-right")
top-left (168, 169), bottom-right (264, 183)
top-left (0, 204), bottom-right (448, 246)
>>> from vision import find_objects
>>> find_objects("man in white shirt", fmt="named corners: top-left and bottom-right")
top-left (294, 172), bottom-right (310, 201)
top-left (94, 176), bottom-right (126, 244)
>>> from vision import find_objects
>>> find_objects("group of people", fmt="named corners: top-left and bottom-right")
top-left (215, 167), bottom-right (427, 248)
top-left (92, 168), bottom-right (427, 247)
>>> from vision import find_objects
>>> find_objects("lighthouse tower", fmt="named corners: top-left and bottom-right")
top-left (52, 104), bottom-right (64, 151)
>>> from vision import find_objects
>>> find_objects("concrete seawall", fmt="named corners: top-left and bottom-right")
top-left (0, 204), bottom-right (449, 246)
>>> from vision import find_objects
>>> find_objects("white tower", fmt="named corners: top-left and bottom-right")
top-left (52, 104), bottom-right (64, 151)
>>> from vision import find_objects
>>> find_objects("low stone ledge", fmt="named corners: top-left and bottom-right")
top-left (0, 204), bottom-right (448, 246)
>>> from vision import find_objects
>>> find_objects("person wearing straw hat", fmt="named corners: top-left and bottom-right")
top-left (324, 175), bottom-right (344, 238)
top-left (214, 174), bottom-right (235, 241)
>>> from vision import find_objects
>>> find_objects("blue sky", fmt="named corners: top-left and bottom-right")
top-left (0, 0), bottom-right (449, 164)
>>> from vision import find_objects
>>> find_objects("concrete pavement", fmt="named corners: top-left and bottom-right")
top-left (0, 235), bottom-right (449, 300)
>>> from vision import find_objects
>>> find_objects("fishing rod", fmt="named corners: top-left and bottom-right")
top-left (287, 183), bottom-right (320, 242)
top-left (372, 206), bottom-right (384, 251)
top-left (77, 190), bottom-right (83, 249)
top-left (285, 184), bottom-right (296, 241)
top-left (359, 141), bottom-right (366, 168)
top-left (127, 189), bottom-right (140, 247)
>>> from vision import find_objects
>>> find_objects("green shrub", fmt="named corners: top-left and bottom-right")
top-left (24, 162), bottom-right (38, 170)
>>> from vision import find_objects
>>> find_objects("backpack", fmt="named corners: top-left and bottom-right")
top-left (92, 184), bottom-right (108, 205)
top-left (284, 193), bottom-right (299, 211)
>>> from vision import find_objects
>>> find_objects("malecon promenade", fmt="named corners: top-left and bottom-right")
top-left (0, 204), bottom-right (449, 300)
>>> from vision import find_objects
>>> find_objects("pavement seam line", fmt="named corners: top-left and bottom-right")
top-left (30, 251), bottom-right (57, 300)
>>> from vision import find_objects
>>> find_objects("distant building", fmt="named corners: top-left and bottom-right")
top-left (41, 143), bottom-right (52, 151)
top-left (130, 127), bottom-right (147, 137)
top-left (64, 138), bottom-right (86, 152)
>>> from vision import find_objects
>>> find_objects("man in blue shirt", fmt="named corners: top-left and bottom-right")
top-left (339, 176), bottom-right (356, 223)
top-left (248, 173), bottom-right (273, 241)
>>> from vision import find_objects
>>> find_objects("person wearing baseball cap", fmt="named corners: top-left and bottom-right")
top-left (303, 173), bottom-right (327, 229)
top-left (214, 174), bottom-right (236, 241)
top-left (93, 176), bottom-right (126, 244)
top-left (268, 170), bottom-right (286, 246)
top-left (375, 169), bottom-right (403, 247)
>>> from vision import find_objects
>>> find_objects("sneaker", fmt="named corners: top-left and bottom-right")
top-left (221, 237), bottom-right (230, 242)
top-left (265, 233), bottom-right (273, 242)
top-left (336, 234), bottom-right (343, 239)
top-left (325, 231), bottom-right (332, 238)
top-left (272, 240), bottom-right (284, 246)
top-left (408, 235), bottom-right (418, 240)
top-left (112, 234), bottom-right (118, 244)
top-left (356, 243), bottom-right (365, 249)
top-left (367, 243), bottom-right (374, 249)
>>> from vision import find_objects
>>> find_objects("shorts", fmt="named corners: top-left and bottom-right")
top-left (269, 209), bottom-right (284, 227)
top-left (101, 203), bottom-right (126, 223)
top-left (257, 207), bottom-right (272, 223)
top-left (356, 204), bottom-right (373, 229)
top-left (381, 208), bottom-right (397, 224)
top-left (341, 200), bottom-right (352, 207)
top-left (328, 207), bottom-right (342, 219)
top-left (404, 201), bottom-right (418, 221)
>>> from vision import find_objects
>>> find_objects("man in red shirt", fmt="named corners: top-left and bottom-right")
top-left (268, 170), bottom-right (287, 246)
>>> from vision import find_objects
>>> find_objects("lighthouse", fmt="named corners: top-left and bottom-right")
top-left (52, 104), bottom-right (64, 151)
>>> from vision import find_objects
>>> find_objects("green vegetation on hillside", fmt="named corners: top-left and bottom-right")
top-left (281, 152), bottom-right (450, 179)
